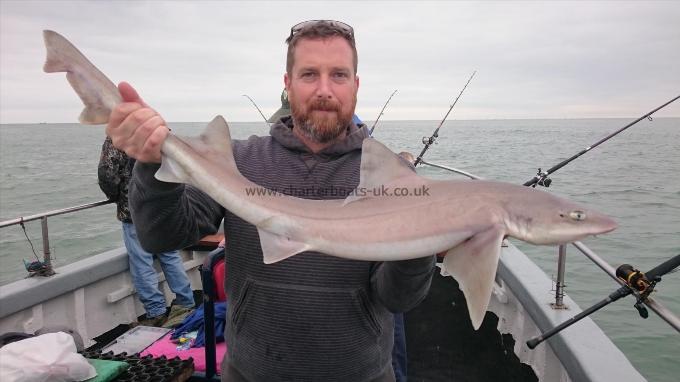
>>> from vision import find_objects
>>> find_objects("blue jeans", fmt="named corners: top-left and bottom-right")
top-left (392, 313), bottom-right (408, 382)
top-left (122, 222), bottom-right (194, 318)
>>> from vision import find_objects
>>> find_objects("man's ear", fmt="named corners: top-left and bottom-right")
top-left (284, 72), bottom-right (291, 91)
top-left (355, 74), bottom-right (359, 90)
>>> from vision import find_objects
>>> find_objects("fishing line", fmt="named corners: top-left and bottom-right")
top-left (242, 94), bottom-right (270, 127)
top-left (414, 71), bottom-right (476, 167)
top-left (369, 89), bottom-right (398, 135)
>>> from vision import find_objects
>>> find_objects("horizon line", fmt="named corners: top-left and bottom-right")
top-left (2, 116), bottom-right (679, 125)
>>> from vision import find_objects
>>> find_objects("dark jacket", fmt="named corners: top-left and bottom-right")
top-left (129, 116), bottom-right (435, 381)
top-left (98, 136), bottom-right (134, 222)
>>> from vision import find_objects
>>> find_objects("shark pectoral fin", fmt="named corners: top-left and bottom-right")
top-left (441, 226), bottom-right (504, 330)
top-left (257, 228), bottom-right (310, 264)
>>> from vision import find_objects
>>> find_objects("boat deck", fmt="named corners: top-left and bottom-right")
top-left (407, 272), bottom-right (537, 381)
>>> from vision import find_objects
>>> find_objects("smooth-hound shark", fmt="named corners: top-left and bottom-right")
top-left (43, 30), bottom-right (617, 329)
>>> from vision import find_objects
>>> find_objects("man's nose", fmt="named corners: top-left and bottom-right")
top-left (315, 75), bottom-right (333, 99)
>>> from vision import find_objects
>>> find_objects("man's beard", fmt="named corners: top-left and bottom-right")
top-left (290, 94), bottom-right (355, 144)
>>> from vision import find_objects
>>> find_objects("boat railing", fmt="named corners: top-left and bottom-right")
top-left (0, 199), bottom-right (114, 276)
top-left (2, 168), bottom-right (678, 333)
top-left (420, 160), bottom-right (680, 333)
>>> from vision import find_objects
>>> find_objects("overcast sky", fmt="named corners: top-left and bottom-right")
top-left (1, 0), bottom-right (678, 123)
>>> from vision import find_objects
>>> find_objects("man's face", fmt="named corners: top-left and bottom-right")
top-left (285, 36), bottom-right (359, 144)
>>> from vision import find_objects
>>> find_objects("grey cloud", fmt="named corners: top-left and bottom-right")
top-left (1, 0), bottom-right (678, 123)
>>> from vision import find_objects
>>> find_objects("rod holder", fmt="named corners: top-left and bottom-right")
top-left (554, 244), bottom-right (567, 308)
top-left (40, 216), bottom-right (55, 275)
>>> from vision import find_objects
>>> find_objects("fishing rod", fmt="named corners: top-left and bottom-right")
top-left (524, 94), bottom-right (680, 188)
top-left (242, 94), bottom-right (270, 126)
top-left (369, 89), bottom-right (398, 135)
top-left (414, 71), bottom-right (476, 167)
top-left (527, 254), bottom-right (680, 349)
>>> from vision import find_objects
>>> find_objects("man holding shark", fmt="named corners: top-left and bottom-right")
top-left (107, 21), bottom-right (435, 381)
top-left (43, 15), bottom-right (619, 381)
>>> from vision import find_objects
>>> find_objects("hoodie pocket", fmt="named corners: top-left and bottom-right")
top-left (227, 279), bottom-right (389, 380)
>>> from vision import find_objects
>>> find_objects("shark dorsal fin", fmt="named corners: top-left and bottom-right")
top-left (199, 115), bottom-right (236, 171)
top-left (156, 115), bottom-right (238, 183)
top-left (344, 138), bottom-right (416, 204)
top-left (204, 115), bottom-right (232, 143)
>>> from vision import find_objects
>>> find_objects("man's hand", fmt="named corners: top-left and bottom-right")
top-left (106, 82), bottom-right (168, 163)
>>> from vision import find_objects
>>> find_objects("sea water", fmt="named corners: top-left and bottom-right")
top-left (1, 118), bottom-right (678, 381)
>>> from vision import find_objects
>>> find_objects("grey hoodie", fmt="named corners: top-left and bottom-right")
top-left (129, 116), bottom-right (435, 381)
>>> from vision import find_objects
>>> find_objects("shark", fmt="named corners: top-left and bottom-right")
top-left (42, 30), bottom-right (617, 330)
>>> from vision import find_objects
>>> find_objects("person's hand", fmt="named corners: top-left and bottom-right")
top-left (106, 82), bottom-right (168, 163)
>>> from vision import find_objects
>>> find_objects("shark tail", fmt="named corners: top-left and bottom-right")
top-left (43, 30), bottom-right (72, 73)
top-left (43, 34), bottom-right (69, 73)
top-left (42, 30), bottom-right (121, 125)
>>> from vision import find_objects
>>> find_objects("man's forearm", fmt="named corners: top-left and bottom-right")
top-left (129, 162), bottom-right (224, 252)
top-left (372, 256), bottom-right (436, 312)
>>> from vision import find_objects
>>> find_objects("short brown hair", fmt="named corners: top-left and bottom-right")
top-left (285, 21), bottom-right (358, 75)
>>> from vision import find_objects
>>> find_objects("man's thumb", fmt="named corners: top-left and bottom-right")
top-left (118, 81), bottom-right (148, 106)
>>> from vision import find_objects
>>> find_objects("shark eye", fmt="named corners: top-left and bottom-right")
top-left (569, 210), bottom-right (586, 221)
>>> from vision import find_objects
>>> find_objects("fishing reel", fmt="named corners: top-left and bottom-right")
top-left (533, 168), bottom-right (552, 188)
top-left (422, 136), bottom-right (437, 146)
top-left (616, 264), bottom-right (659, 318)
top-left (527, 254), bottom-right (679, 349)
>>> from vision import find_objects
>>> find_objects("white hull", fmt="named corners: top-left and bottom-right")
top-left (0, 247), bottom-right (207, 348)
top-left (490, 243), bottom-right (645, 381)
top-left (0, 242), bottom-right (645, 381)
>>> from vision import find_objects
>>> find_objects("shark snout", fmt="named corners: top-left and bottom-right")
top-left (593, 214), bottom-right (618, 235)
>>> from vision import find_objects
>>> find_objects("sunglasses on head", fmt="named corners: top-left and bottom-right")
top-left (289, 20), bottom-right (354, 39)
